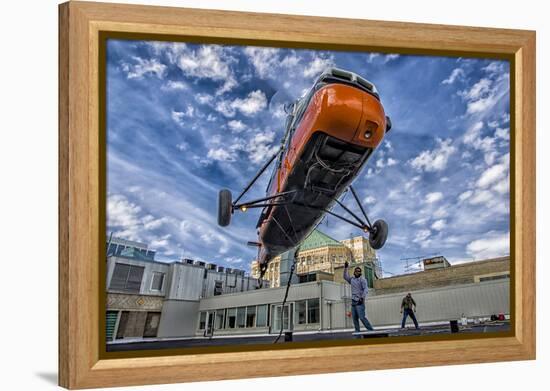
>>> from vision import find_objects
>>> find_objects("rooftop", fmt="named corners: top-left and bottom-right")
top-left (298, 229), bottom-right (345, 251)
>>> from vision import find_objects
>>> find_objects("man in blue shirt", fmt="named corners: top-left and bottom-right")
top-left (343, 261), bottom-right (374, 334)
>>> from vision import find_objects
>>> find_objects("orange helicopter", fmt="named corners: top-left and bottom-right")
top-left (218, 68), bottom-right (392, 280)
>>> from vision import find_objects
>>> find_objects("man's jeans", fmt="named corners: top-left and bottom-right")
top-left (401, 308), bottom-right (419, 329)
top-left (351, 302), bottom-right (374, 333)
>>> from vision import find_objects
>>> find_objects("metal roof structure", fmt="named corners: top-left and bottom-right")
top-left (298, 229), bottom-right (345, 251)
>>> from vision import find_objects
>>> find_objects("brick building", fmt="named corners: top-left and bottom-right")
top-left (370, 256), bottom-right (510, 295)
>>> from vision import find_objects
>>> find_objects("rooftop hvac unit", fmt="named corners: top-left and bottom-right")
top-left (235, 269), bottom-right (245, 276)
top-left (217, 266), bottom-right (225, 273)
top-left (226, 268), bottom-right (234, 274)
top-left (194, 260), bottom-right (206, 267)
top-left (206, 263), bottom-right (217, 270)
top-left (182, 258), bottom-right (194, 265)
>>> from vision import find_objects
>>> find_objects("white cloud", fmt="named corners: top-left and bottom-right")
top-left (458, 190), bottom-right (473, 202)
top-left (469, 190), bottom-right (493, 205)
top-left (376, 157), bottom-right (398, 169)
top-left (107, 194), bottom-right (142, 230)
top-left (216, 90), bottom-right (268, 117)
top-left (364, 196), bottom-right (377, 204)
top-left (466, 93), bottom-right (500, 115)
top-left (303, 56), bottom-right (335, 77)
top-left (243, 47), bottom-right (301, 83)
top-left (495, 127), bottom-right (510, 141)
top-left (195, 93), bottom-right (214, 105)
top-left (384, 54), bottom-right (400, 62)
top-left (459, 66), bottom-right (510, 115)
top-left (171, 109), bottom-right (194, 126)
top-left (120, 56), bottom-right (166, 79)
top-left (461, 78), bottom-right (491, 101)
top-left (224, 257), bottom-right (244, 264)
top-left (483, 61), bottom-right (505, 75)
top-left (161, 80), bottom-right (187, 90)
top-left (409, 138), bottom-right (456, 172)
top-left (425, 192), bottom-right (443, 203)
top-left (247, 131), bottom-right (278, 164)
top-left (463, 121), bottom-right (502, 165)
top-left (442, 68), bottom-right (465, 85)
top-left (466, 231), bottom-right (509, 259)
top-left (367, 53), bottom-right (380, 63)
top-left (404, 176), bottom-right (421, 190)
top-left (176, 45), bottom-right (237, 95)
top-left (476, 162), bottom-right (507, 188)
top-left (234, 90), bottom-right (268, 116)
top-left (207, 148), bottom-right (237, 162)
top-left (492, 175), bottom-right (509, 194)
top-left (433, 206), bottom-right (449, 219)
top-left (431, 219), bottom-right (447, 231)
top-left (143, 217), bottom-right (173, 231)
top-left (412, 217), bottom-right (428, 226)
top-left (205, 130), bottom-right (277, 165)
top-left (463, 121), bottom-right (483, 144)
top-left (413, 229), bottom-right (431, 243)
top-left (244, 47), bottom-right (281, 78)
top-left (227, 120), bottom-right (247, 133)
top-left (147, 41), bottom-right (187, 64)
top-left (176, 142), bottom-right (189, 151)
top-left (367, 53), bottom-right (399, 64)
top-left (150, 234), bottom-right (172, 250)
top-left (280, 54), bottom-right (300, 68)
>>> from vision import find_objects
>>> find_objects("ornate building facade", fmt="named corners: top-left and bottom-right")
top-left (251, 229), bottom-right (379, 288)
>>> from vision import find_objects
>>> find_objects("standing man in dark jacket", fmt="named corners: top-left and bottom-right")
top-left (400, 292), bottom-right (419, 329)
top-left (343, 261), bottom-right (374, 334)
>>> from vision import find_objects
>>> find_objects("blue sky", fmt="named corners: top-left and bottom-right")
top-left (106, 39), bottom-right (510, 276)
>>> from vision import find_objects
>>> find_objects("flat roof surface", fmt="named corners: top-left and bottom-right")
top-left (107, 321), bottom-right (510, 352)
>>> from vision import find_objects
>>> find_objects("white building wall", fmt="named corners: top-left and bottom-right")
top-left (199, 281), bottom-right (322, 310)
top-left (106, 257), bottom-right (171, 296)
top-left (364, 280), bottom-right (509, 327)
top-left (157, 300), bottom-right (200, 338)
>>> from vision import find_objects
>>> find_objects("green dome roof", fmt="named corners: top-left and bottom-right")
top-left (298, 229), bottom-right (344, 251)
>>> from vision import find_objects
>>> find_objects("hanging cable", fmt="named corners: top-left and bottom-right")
top-left (273, 247), bottom-right (299, 344)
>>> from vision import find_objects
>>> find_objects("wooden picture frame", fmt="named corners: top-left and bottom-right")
top-left (59, 1), bottom-right (536, 388)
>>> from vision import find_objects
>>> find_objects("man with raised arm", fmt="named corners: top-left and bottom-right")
top-left (343, 261), bottom-right (374, 335)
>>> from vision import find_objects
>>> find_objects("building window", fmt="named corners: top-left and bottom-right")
top-left (295, 300), bottom-right (307, 324)
top-left (110, 263), bottom-right (144, 293)
top-left (364, 266), bottom-right (374, 288)
top-left (198, 312), bottom-right (206, 330)
top-left (143, 312), bottom-right (161, 338)
top-left (307, 298), bottom-right (320, 324)
top-left (246, 306), bottom-right (256, 327)
top-left (214, 281), bottom-right (223, 296)
top-left (256, 305), bottom-right (268, 327)
top-left (215, 310), bottom-right (225, 329)
top-left (150, 272), bottom-right (164, 291)
top-left (237, 307), bottom-right (246, 328)
top-left (226, 308), bottom-right (237, 329)
top-left (479, 274), bottom-right (510, 282)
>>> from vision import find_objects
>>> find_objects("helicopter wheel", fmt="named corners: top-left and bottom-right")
top-left (368, 219), bottom-right (388, 250)
top-left (218, 189), bottom-right (233, 227)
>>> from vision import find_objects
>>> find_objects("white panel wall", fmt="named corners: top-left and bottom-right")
top-left (157, 300), bottom-right (200, 338)
top-left (199, 281), bottom-right (322, 310)
top-left (106, 257), bottom-right (171, 296)
top-left (364, 280), bottom-right (510, 327)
